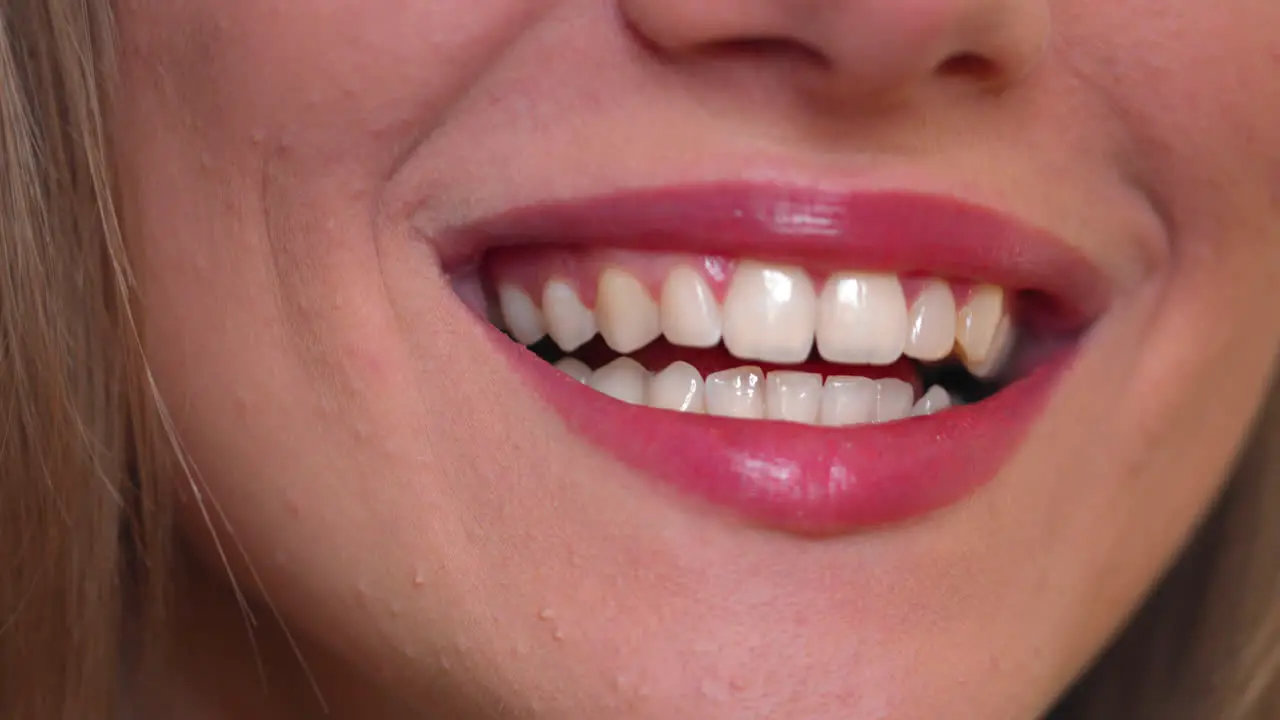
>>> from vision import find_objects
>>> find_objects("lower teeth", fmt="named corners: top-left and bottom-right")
top-left (548, 354), bottom-right (965, 427)
top-left (509, 321), bottom-right (1009, 426)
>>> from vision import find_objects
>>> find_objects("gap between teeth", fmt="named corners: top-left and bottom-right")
top-left (497, 259), bottom-right (1015, 378)
top-left (556, 357), bottom-right (954, 425)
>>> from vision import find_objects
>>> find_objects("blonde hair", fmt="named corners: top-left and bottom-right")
top-left (1, 1), bottom-right (169, 717)
top-left (0, 2), bottom-right (1276, 719)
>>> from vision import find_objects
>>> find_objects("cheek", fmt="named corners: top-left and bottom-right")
top-left (111, 0), bottom-right (551, 462)
top-left (115, 0), bottom-right (542, 178)
top-left (1058, 0), bottom-right (1280, 374)
top-left (111, 0), bottom-right (549, 676)
top-left (1063, 1), bottom-right (1280, 229)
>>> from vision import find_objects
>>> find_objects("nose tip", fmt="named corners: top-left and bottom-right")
top-left (621, 0), bottom-right (1050, 100)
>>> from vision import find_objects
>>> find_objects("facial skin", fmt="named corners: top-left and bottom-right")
top-left (112, 1), bottom-right (1280, 718)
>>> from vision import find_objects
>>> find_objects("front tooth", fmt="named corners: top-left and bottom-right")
top-left (765, 371), bottom-right (823, 424)
top-left (964, 315), bottom-right (1015, 379)
top-left (498, 285), bottom-right (546, 345)
top-left (819, 376), bottom-right (878, 426)
top-left (912, 385), bottom-right (952, 416)
top-left (648, 361), bottom-right (706, 412)
top-left (816, 273), bottom-right (909, 366)
top-left (588, 357), bottom-right (649, 404)
top-left (705, 366), bottom-right (765, 419)
top-left (553, 357), bottom-right (592, 384)
top-left (956, 285), bottom-right (1005, 365)
top-left (542, 280), bottom-right (597, 352)
top-left (904, 280), bottom-right (957, 362)
top-left (875, 378), bottom-right (915, 423)
top-left (596, 268), bottom-right (661, 354)
top-left (722, 262), bottom-right (816, 364)
top-left (660, 266), bottom-right (722, 348)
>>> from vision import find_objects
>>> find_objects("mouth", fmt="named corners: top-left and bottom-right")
top-left (442, 184), bottom-right (1105, 535)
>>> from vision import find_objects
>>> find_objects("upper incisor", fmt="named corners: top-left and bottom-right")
top-left (816, 272), bottom-right (908, 366)
top-left (660, 266), bottom-right (722, 348)
top-left (722, 262), bottom-right (816, 364)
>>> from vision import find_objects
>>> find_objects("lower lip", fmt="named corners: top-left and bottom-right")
top-left (495, 331), bottom-right (1071, 535)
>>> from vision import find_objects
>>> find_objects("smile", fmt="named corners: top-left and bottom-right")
top-left (443, 183), bottom-right (1107, 534)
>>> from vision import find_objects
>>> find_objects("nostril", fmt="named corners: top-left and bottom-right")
top-left (619, 3), bottom-right (833, 70)
top-left (935, 52), bottom-right (1000, 82)
top-left (709, 36), bottom-right (830, 71)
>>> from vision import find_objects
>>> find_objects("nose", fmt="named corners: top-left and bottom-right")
top-left (619, 0), bottom-right (1049, 102)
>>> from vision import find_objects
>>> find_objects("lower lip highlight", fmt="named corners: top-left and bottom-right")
top-left (500, 334), bottom-right (1068, 534)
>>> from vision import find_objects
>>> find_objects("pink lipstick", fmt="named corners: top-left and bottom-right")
top-left (447, 183), bottom-right (1101, 534)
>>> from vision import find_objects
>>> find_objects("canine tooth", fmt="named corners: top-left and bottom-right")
top-left (819, 376), bottom-right (878, 427)
top-left (912, 385), bottom-right (952, 416)
top-left (904, 280), bottom-right (957, 362)
top-left (542, 280), bottom-right (597, 352)
top-left (596, 268), bottom-right (661, 354)
top-left (648, 361), bottom-right (706, 412)
top-left (553, 357), bottom-right (593, 384)
top-left (660, 266), bottom-right (722, 348)
top-left (588, 357), bottom-right (648, 404)
top-left (722, 262), bottom-right (816, 364)
top-left (765, 371), bottom-right (823, 424)
top-left (816, 273), bottom-right (909, 366)
top-left (875, 378), bottom-right (915, 423)
top-left (964, 315), bottom-right (1015, 379)
top-left (956, 285), bottom-right (1005, 365)
top-left (705, 366), bottom-right (765, 419)
top-left (498, 285), bottom-right (546, 345)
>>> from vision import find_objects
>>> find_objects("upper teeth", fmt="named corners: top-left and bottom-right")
top-left (594, 268), bottom-right (661, 354)
top-left (542, 279), bottom-right (597, 351)
top-left (813, 271), bottom-right (909, 366)
top-left (498, 260), bottom-right (1014, 376)
top-left (722, 262), bottom-right (818, 364)
top-left (659, 266), bottom-right (722, 348)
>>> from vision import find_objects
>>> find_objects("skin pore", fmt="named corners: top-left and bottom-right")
top-left (112, 0), bottom-right (1280, 718)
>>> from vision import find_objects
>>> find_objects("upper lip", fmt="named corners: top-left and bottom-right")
top-left (441, 181), bottom-right (1111, 325)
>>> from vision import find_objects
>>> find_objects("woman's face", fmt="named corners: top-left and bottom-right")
top-left (114, 0), bottom-right (1280, 717)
